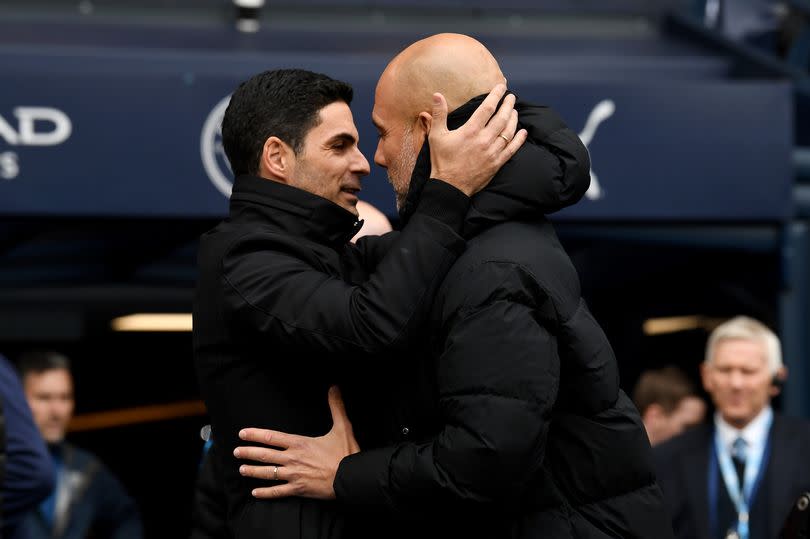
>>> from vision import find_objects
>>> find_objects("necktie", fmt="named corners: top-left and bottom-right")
top-left (731, 436), bottom-right (747, 489)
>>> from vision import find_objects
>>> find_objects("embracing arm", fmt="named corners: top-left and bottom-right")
top-left (334, 263), bottom-right (560, 512)
top-left (223, 87), bottom-right (527, 356)
top-left (235, 264), bottom-right (560, 509)
top-left (347, 231), bottom-right (401, 274)
top-left (223, 179), bottom-right (468, 356)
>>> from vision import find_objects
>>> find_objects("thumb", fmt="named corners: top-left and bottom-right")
top-left (327, 386), bottom-right (350, 429)
top-left (431, 92), bottom-right (449, 135)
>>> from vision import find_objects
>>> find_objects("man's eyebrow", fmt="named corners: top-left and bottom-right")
top-left (326, 132), bottom-right (357, 145)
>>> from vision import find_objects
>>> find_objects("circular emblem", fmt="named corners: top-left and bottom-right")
top-left (200, 95), bottom-right (233, 198)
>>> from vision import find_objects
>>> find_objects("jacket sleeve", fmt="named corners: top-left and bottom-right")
top-left (347, 231), bottom-right (401, 274)
top-left (333, 262), bottom-right (559, 514)
top-left (0, 355), bottom-right (55, 533)
top-left (221, 179), bottom-right (470, 356)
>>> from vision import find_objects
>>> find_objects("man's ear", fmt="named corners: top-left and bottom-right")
top-left (417, 112), bottom-right (433, 137)
top-left (259, 136), bottom-right (295, 182)
top-left (771, 365), bottom-right (788, 397)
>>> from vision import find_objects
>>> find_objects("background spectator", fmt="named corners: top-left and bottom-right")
top-left (633, 365), bottom-right (707, 446)
top-left (16, 350), bottom-right (143, 539)
top-left (654, 316), bottom-right (810, 539)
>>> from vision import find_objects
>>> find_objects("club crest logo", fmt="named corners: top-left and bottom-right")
top-left (201, 95), bottom-right (233, 198)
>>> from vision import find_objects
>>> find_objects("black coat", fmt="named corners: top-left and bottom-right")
top-left (193, 176), bottom-right (472, 538)
top-left (334, 97), bottom-right (674, 539)
top-left (654, 415), bottom-right (810, 539)
top-left (190, 443), bottom-right (228, 539)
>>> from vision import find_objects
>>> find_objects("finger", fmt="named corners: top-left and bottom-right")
top-left (252, 484), bottom-right (297, 499)
top-left (496, 128), bottom-right (528, 164)
top-left (239, 464), bottom-right (286, 481)
top-left (239, 428), bottom-right (298, 449)
top-left (482, 93), bottom-right (516, 139)
top-left (498, 109), bottom-right (519, 143)
top-left (466, 83), bottom-right (506, 129)
top-left (430, 93), bottom-right (449, 136)
top-left (233, 446), bottom-right (289, 465)
top-left (327, 386), bottom-right (350, 429)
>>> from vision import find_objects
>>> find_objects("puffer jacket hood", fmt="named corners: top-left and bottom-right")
top-left (399, 93), bottom-right (591, 236)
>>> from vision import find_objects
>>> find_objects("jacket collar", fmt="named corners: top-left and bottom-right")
top-left (229, 175), bottom-right (362, 247)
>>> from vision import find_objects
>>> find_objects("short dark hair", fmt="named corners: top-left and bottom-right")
top-left (17, 349), bottom-right (71, 381)
top-left (222, 68), bottom-right (354, 177)
top-left (633, 366), bottom-right (697, 414)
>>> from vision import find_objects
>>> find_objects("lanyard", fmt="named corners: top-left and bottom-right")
top-left (708, 414), bottom-right (773, 539)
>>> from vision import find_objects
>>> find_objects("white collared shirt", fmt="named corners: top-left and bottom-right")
top-left (715, 405), bottom-right (773, 469)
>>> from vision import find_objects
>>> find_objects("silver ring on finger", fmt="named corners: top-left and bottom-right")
top-left (273, 466), bottom-right (279, 481)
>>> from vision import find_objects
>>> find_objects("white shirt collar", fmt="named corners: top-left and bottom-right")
top-left (715, 405), bottom-right (773, 454)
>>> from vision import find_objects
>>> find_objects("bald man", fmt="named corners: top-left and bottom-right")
top-left (236, 34), bottom-right (672, 538)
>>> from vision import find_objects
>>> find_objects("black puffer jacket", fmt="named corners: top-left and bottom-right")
top-left (194, 176), bottom-right (474, 539)
top-left (335, 97), bottom-right (674, 538)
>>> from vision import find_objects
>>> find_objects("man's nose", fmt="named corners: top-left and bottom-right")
top-left (353, 148), bottom-right (370, 176)
top-left (373, 141), bottom-right (386, 169)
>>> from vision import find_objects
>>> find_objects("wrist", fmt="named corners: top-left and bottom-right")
top-left (430, 170), bottom-right (471, 196)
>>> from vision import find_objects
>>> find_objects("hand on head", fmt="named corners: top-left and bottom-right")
top-left (372, 33), bottom-right (527, 205)
top-left (427, 85), bottom-right (526, 196)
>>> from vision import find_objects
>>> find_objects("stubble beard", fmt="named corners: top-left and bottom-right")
top-left (389, 129), bottom-right (417, 211)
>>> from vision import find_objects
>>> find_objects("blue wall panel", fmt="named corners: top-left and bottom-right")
top-left (0, 46), bottom-right (793, 221)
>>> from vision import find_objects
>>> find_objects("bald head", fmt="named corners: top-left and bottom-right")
top-left (376, 33), bottom-right (506, 122)
top-left (372, 33), bottom-right (506, 210)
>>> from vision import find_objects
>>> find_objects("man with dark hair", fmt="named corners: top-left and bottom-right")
top-left (17, 350), bottom-right (142, 539)
top-left (193, 67), bottom-right (524, 538)
top-left (0, 353), bottom-right (54, 539)
top-left (633, 366), bottom-right (707, 446)
top-left (222, 69), bottom-right (355, 177)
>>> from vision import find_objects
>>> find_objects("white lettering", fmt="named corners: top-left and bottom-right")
top-left (15, 107), bottom-right (72, 146)
top-left (0, 152), bottom-right (19, 179)
top-left (0, 115), bottom-right (18, 145)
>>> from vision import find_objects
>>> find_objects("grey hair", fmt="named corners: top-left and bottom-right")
top-left (704, 316), bottom-right (782, 375)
